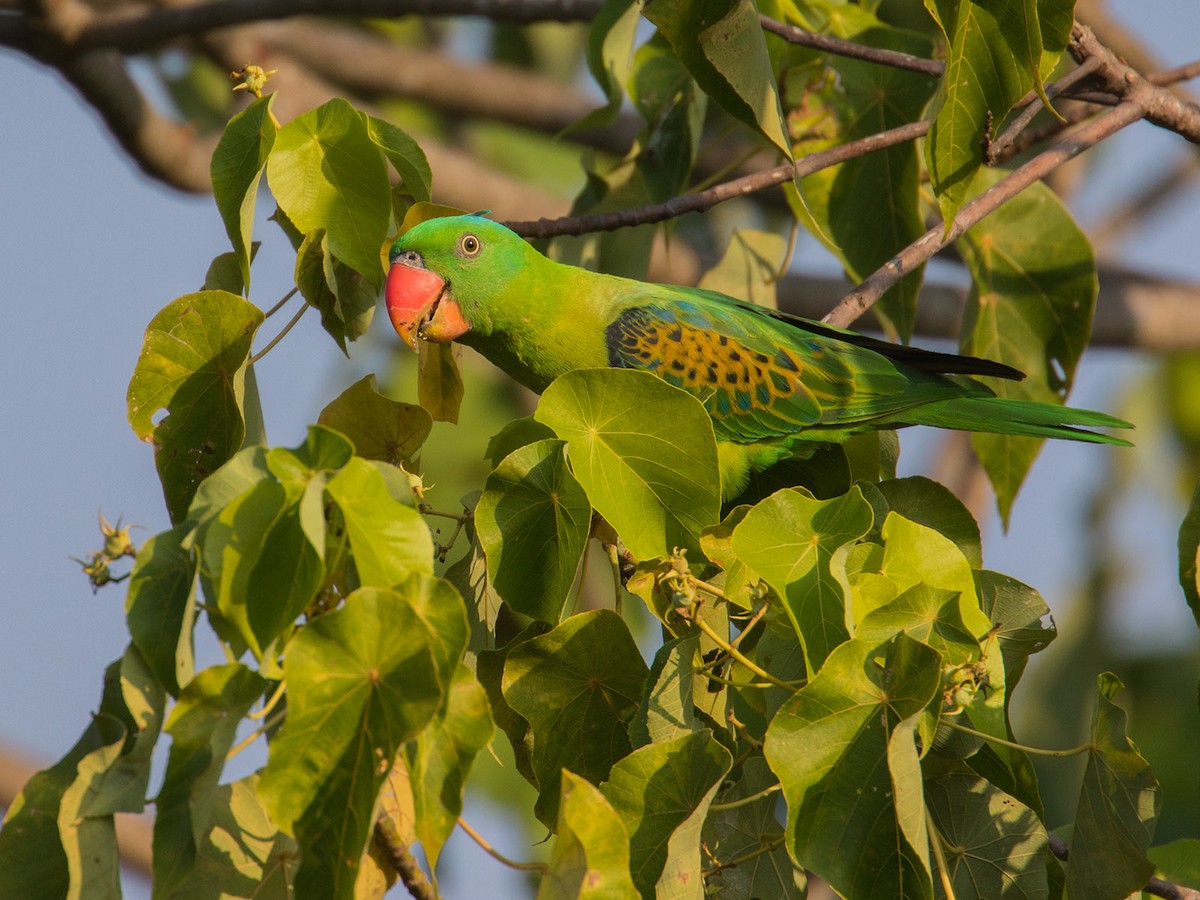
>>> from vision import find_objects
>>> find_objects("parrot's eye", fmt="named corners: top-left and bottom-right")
top-left (458, 234), bottom-right (482, 258)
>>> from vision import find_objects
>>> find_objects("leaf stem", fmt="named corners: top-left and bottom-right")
top-left (688, 575), bottom-right (729, 603)
top-left (263, 285), bottom-right (298, 319)
top-left (692, 616), bottom-right (797, 692)
top-left (702, 834), bottom-right (786, 877)
top-left (942, 720), bottom-right (1092, 757)
top-left (709, 783), bottom-right (781, 812)
top-left (456, 817), bottom-right (548, 874)
top-left (605, 542), bottom-right (623, 615)
top-left (226, 706), bottom-right (285, 761)
top-left (248, 678), bottom-right (286, 720)
top-left (249, 300), bottom-right (308, 364)
top-left (927, 807), bottom-right (957, 900)
top-left (730, 603), bottom-right (769, 649)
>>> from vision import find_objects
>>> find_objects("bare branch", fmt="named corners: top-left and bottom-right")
top-left (776, 266), bottom-right (1200, 352)
top-left (758, 13), bottom-right (943, 78)
top-left (503, 121), bottom-right (930, 238)
top-left (1048, 834), bottom-right (1200, 900)
top-left (257, 19), bottom-right (640, 157)
top-left (373, 820), bottom-right (436, 900)
top-left (57, 48), bottom-right (215, 192)
top-left (75, 0), bottom-right (602, 53)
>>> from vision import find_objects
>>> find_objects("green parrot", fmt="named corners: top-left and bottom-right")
top-left (385, 215), bottom-right (1130, 497)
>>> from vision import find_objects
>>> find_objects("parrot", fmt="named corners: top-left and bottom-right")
top-left (384, 214), bottom-right (1130, 497)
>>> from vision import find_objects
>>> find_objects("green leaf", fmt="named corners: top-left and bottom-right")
top-left (477, 621), bottom-right (550, 788)
top-left (702, 757), bottom-right (803, 899)
top-left (573, 0), bottom-right (643, 132)
top-left (476, 439), bottom-right (592, 623)
top-left (203, 243), bottom-right (259, 295)
top-left (167, 775), bottom-right (296, 900)
top-left (127, 291), bottom-right (264, 522)
top-left (924, 0), bottom-right (1064, 224)
top-left (784, 8), bottom-right (936, 339)
top-left (877, 476), bottom-right (983, 569)
top-left (764, 633), bottom-right (941, 899)
top-left (536, 369), bottom-right (721, 560)
top-left (503, 609), bottom-right (649, 825)
top-left (125, 524), bottom-right (198, 695)
top-left (628, 633), bottom-right (701, 748)
top-left (267, 98), bottom-right (391, 281)
top-left (325, 457), bottom-right (433, 588)
top-left (486, 415), bottom-right (558, 469)
top-left (538, 771), bottom-right (640, 900)
top-left (974, 569), bottom-right (1056, 691)
top-left (211, 93), bottom-right (276, 292)
top-left (924, 767), bottom-right (1049, 899)
top-left (294, 229), bottom-right (378, 353)
top-left (198, 478), bottom-right (288, 660)
top-left (403, 663), bottom-right (493, 869)
top-left (184, 444), bottom-right (271, 527)
top-left (417, 340), bottom-right (465, 424)
top-left (698, 228), bottom-right (788, 309)
top-left (731, 486), bottom-right (874, 673)
top-left (1148, 839), bottom-right (1200, 891)
top-left (600, 730), bottom-right (733, 899)
top-left (1065, 673), bottom-right (1161, 900)
top-left (1179, 484), bottom-right (1200, 630)
top-left (364, 114), bottom-right (432, 202)
top-left (958, 171), bottom-right (1098, 522)
top-left (153, 662), bottom-right (267, 897)
top-left (259, 583), bottom-right (448, 900)
top-left (646, 0), bottom-right (792, 158)
top-left (318, 374), bottom-right (432, 467)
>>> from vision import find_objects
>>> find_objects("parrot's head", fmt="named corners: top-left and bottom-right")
top-left (385, 215), bottom-right (533, 349)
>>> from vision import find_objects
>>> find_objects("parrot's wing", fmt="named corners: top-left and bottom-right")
top-left (604, 297), bottom-right (974, 442)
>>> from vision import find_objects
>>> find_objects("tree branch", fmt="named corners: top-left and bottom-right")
top-left (503, 121), bottom-right (930, 238)
top-left (373, 819), bottom-right (437, 900)
top-left (759, 13), bottom-right (944, 78)
top-left (1047, 834), bottom-right (1200, 900)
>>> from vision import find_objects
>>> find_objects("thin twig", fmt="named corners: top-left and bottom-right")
top-left (708, 783), bottom-right (781, 812)
top-left (1048, 833), bottom-right (1198, 900)
top-left (249, 301), bottom-right (308, 363)
top-left (927, 807), bottom-right (957, 900)
top-left (759, 14), bottom-right (943, 78)
top-left (456, 817), bottom-right (548, 874)
top-left (692, 616), bottom-right (798, 692)
top-left (941, 721), bottom-right (1091, 758)
top-left (263, 286), bottom-right (298, 319)
top-left (702, 834), bottom-right (786, 877)
top-left (988, 56), bottom-right (1103, 162)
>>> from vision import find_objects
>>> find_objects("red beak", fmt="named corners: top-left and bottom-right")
top-left (385, 262), bottom-right (469, 348)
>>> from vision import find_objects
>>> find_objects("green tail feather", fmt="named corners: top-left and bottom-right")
top-left (908, 396), bottom-right (1133, 445)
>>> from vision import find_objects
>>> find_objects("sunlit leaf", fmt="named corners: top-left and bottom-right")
top-left (364, 114), bottom-right (432, 202)
top-left (169, 775), bottom-right (296, 900)
top-left (153, 663), bottom-right (267, 896)
top-left (537, 771), bottom-right (640, 900)
top-left (536, 369), bottom-right (720, 560)
top-left (698, 228), bottom-right (788, 310)
top-left (764, 633), bottom-right (940, 899)
top-left (702, 757), bottom-right (803, 899)
top-left (325, 457), bottom-right (433, 588)
top-left (647, 0), bottom-right (792, 158)
top-left (318, 374), bottom-right (432, 468)
top-left (403, 663), bottom-right (493, 869)
top-left (294, 229), bottom-right (377, 353)
top-left (1065, 673), bottom-right (1160, 900)
top-left (974, 569), bottom-right (1056, 690)
top-left (924, 767), bottom-right (1048, 899)
top-left (125, 524), bottom-right (197, 696)
top-left (259, 583), bottom-right (448, 900)
top-left (127, 291), bottom-right (264, 522)
top-left (418, 341), bottom-right (465, 424)
top-left (877, 476), bottom-right (982, 569)
top-left (573, 0), bottom-right (643, 132)
top-left (600, 730), bottom-right (732, 899)
top-left (211, 93), bottom-right (276, 292)
top-left (476, 439), bottom-right (591, 623)
top-left (628, 633), bottom-right (701, 748)
top-left (731, 486), bottom-right (874, 673)
top-left (958, 171), bottom-right (1098, 523)
top-left (783, 6), bottom-right (936, 339)
top-left (503, 609), bottom-right (648, 825)
top-left (268, 98), bottom-right (391, 281)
